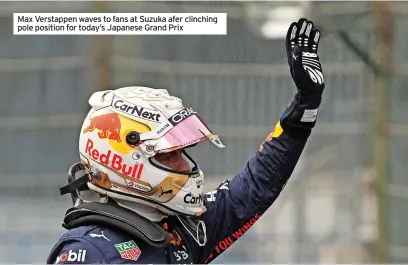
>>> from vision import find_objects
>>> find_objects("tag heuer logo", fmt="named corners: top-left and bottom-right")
top-left (114, 240), bottom-right (142, 261)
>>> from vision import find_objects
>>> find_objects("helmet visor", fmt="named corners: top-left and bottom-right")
top-left (155, 114), bottom-right (214, 153)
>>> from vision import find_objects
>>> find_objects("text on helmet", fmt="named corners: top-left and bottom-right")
top-left (126, 179), bottom-right (152, 192)
top-left (112, 98), bottom-right (161, 122)
top-left (169, 107), bottom-right (197, 125)
top-left (155, 121), bottom-right (171, 136)
top-left (85, 139), bottom-right (144, 179)
top-left (183, 193), bottom-right (203, 204)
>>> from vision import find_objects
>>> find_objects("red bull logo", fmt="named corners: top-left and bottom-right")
top-left (85, 139), bottom-right (144, 179)
top-left (83, 113), bottom-right (122, 142)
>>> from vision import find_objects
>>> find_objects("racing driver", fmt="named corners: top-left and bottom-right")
top-left (47, 18), bottom-right (326, 264)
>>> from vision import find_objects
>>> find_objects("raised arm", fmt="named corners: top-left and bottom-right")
top-left (198, 18), bottom-right (325, 263)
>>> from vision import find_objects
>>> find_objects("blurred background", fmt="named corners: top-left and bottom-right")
top-left (0, 0), bottom-right (407, 263)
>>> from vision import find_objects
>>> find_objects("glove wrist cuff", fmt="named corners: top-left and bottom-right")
top-left (280, 92), bottom-right (322, 131)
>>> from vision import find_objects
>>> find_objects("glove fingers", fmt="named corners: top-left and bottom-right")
top-left (297, 19), bottom-right (313, 53)
top-left (285, 22), bottom-right (298, 60)
top-left (296, 18), bottom-right (308, 33)
top-left (309, 28), bottom-right (321, 53)
top-left (305, 22), bottom-right (313, 37)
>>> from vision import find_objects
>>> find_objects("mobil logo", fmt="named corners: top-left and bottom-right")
top-left (85, 138), bottom-right (144, 179)
top-left (55, 249), bottom-right (86, 263)
top-left (83, 113), bottom-right (122, 143)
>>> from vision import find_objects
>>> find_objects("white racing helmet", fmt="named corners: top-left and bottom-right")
top-left (78, 86), bottom-right (224, 217)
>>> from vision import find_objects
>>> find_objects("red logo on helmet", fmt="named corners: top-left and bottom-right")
top-left (83, 113), bottom-right (122, 142)
top-left (85, 139), bottom-right (144, 179)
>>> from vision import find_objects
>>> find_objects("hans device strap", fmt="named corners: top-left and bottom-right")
top-left (63, 202), bottom-right (170, 248)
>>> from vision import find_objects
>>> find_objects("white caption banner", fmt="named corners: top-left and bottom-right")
top-left (13, 13), bottom-right (228, 35)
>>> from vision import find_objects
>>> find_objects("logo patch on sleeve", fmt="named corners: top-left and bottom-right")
top-left (56, 249), bottom-right (86, 263)
top-left (114, 240), bottom-right (142, 261)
